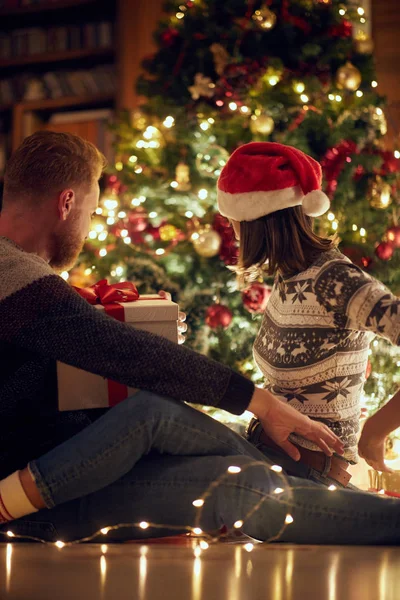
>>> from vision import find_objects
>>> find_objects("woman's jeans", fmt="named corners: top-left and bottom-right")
top-left (2, 392), bottom-right (400, 545)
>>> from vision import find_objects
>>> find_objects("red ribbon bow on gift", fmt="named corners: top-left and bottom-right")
top-left (74, 279), bottom-right (140, 306)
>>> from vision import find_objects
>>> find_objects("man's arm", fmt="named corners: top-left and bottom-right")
top-left (1, 273), bottom-right (253, 414)
top-left (358, 388), bottom-right (400, 472)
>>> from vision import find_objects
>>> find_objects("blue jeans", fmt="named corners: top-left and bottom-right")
top-left (3, 392), bottom-right (400, 545)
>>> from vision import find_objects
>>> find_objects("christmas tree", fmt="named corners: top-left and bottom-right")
top-left (71, 0), bottom-right (400, 428)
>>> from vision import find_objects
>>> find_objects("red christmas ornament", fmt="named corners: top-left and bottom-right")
top-left (365, 360), bottom-right (372, 380)
top-left (378, 151), bottom-right (400, 175)
top-left (321, 140), bottom-right (357, 197)
top-left (161, 28), bottom-right (180, 47)
top-left (328, 20), bottom-right (353, 38)
top-left (375, 241), bottom-right (394, 261)
top-left (361, 255), bottom-right (373, 270)
top-left (387, 225), bottom-right (400, 249)
top-left (205, 304), bottom-right (233, 329)
top-left (212, 213), bottom-right (240, 266)
top-left (242, 283), bottom-right (272, 314)
top-left (128, 208), bottom-right (148, 233)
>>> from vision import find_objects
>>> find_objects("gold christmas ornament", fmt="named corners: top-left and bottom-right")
top-left (252, 4), bottom-right (277, 30)
top-left (210, 43), bottom-right (230, 76)
top-left (159, 224), bottom-right (179, 242)
top-left (175, 162), bottom-right (191, 191)
top-left (188, 73), bottom-right (216, 100)
top-left (369, 176), bottom-right (392, 210)
top-left (250, 113), bottom-right (275, 136)
top-left (336, 61), bottom-right (362, 91)
top-left (192, 226), bottom-right (222, 258)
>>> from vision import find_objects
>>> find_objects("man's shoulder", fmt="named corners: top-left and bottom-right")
top-left (0, 236), bottom-right (54, 302)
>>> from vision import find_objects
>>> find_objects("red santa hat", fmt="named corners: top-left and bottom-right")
top-left (217, 142), bottom-right (330, 221)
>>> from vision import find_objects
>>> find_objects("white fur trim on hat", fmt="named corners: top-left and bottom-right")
top-left (218, 185), bottom-right (303, 222)
top-left (217, 185), bottom-right (330, 221)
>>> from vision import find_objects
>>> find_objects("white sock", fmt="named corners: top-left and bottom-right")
top-left (0, 471), bottom-right (39, 523)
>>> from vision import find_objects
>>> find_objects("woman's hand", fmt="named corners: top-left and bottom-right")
top-left (248, 387), bottom-right (344, 461)
top-left (358, 416), bottom-right (393, 472)
top-left (158, 290), bottom-right (187, 344)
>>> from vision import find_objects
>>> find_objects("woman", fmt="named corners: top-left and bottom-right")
top-left (217, 141), bottom-right (400, 488)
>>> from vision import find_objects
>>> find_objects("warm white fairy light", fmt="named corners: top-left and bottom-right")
top-left (104, 199), bottom-right (118, 211)
top-left (115, 266), bottom-right (124, 277)
top-left (139, 521), bottom-right (150, 530)
top-left (176, 11), bottom-right (185, 18)
top-left (394, 150), bottom-right (400, 159)
top-left (208, 117), bottom-right (215, 124)
top-left (378, 489), bottom-right (385, 495)
top-left (6, 531), bottom-right (14, 538)
top-left (234, 520), bottom-right (244, 529)
top-left (274, 487), bottom-right (284, 494)
top-left (360, 17), bottom-right (366, 23)
top-left (229, 102), bottom-right (238, 111)
top-left (300, 93), bottom-right (309, 103)
top-left (135, 167), bottom-right (143, 174)
top-left (240, 106), bottom-right (250, 113)
top-left (285, 514), bottom-right (294, 524)
top-left (101, 528), bottom-right (110, 535)
top-left (170, 181), bottom-right (178, 188)
top-left (106, 217), bottom-right (115, 226)
top-left (193, 499), bottom-right (205, 507)
top-left (98, 232), bottom-right (107, 242)
top-left (95, 207), bottom-right (103, 215)
top-left (294, 82), bottom-right (305, 94)
top-left (84, 268), bottom-right (92, 276)
top-left (118, 211), bottom-right (126, 218)
top-left (371, 80), bottom-right (378, 88)
top-left (149, 211), bottom-right (158, 218)
top-left (198, 189), bottom-right (208, 200)
top-left (327, 212), bottom-right (335, 221)
top-left (356, 90), bottom-right (363, 97)
top-left (200, 122), bottom-right (209, 131)
top-left (271, 465), bottom-right (283, 473)
top-left (357, 6), bottom-right (365, 15)
top-left (376, 107), bottom-right (383, 116)
top-left (352, 224), bottom-right (358, 231)
top-left (123, 237), bottom-right (131, 245)
top-left (88, 231), bottom-right (97, 239)
top-left (360, 227), bottom-right (366, 237)
top-left (192, 527), bottom-right (203, 535)
top-left (335, 95), bottom-right (342, 102)
top-left (120, 229), bottom-right (128, 238)
top-left (163, 116), bottom-right (175, 128)
top-left (185, 211), bottom-right (194, 218)
top-left (339, 7), bottom-right (346, 15)
top-left (328, 94), bottom-right (335, 101)
top-left (155, 248), bottom-right (165, 256)
top-left (332, 221), bottom-right (338, 231)
top-left (228, 466), bottom-right (242, 474)
top-left (60, 271), bottom-right (69, 281)
top-left (131, 198), bottom-right (141, 206)
top-left (199, 541), bottom-right (209, 550)
top-left (115, 162), bottom-right (123, 171)
top-left (244, 543), bottom-right (254, 552)
top-left (55, 541), bottom-right (65, 549)
top-left (191, 232), bottom-right (200, 241)
top-left (129, 155), bottom-right (138, 163)
top-left (99, 249), bottom-right (107, 257)
top-left (328, 485), bottom-right (337, 491)
top-left (268, 75), bottom-right (279, 86)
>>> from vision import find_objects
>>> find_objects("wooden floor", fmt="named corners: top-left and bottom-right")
top-left (1, 542), bottom-right (399, 600)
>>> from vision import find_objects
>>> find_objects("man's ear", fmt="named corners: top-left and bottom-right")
top-left (58, 189), bottom-right (75, 221)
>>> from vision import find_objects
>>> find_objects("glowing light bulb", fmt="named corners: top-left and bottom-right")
top-left (198, 189), bottom-right (208, 200)
top-left (244, 543), bottom-right (254, 552)
top-left (274, 487), bottom-right (284, 494)
top-left (285, 514), bottom-right (294, 524)
top-left (352, 224), bottom-right (358, 231)
top-left (294, 82), bottom-right (305, 94)
top-left (394, 150), bottom-right (400, 159)
top-left (170, 181), bottom-right (178, 188)
top-left (328, 484), bottom-right (337, 491)
top-left (104, 199), bottom-right (118, 211)
top-left (234, 520), bottom-right (243, 529)
top-left (371, 81), bottom-right (378, 88)
top-left (300, 94), bottom-right (309, 103)
top-left (332, 221), bottom-right (338, 231)
top-left (339, 8), bottom-right (346, 15)
top-left (200, 122), bottom-right (209, 131)
top-left (327, 212), bottom-right (335, 221)
top-left (229, 102), bottom-right (238, 111)
top-left (155, 248), bottom-right (165, 256)
top-left (163, 116), bottom-right (175, 128)
top-left (88, 231), bottom-right (97, 239)
top-left (199, 541), bottom-right (209, 550)
top-left (376, 108), bottom-right (383, 116)
top-left (193, 528), bottom-right (203, 535)
top-left (123, 237), bottom-right (131, 245)
top-left (240, 106), bottom-right (250, 113)
top-left (99, 249), bottom-right (107, 257)
top-left (271, 465), bottom-right (282, 473)
top-left (356, 90), bottom-right (363, 97)
top-left (55, 541), bottom-right (65, 548)
top-left (328, 94), bottom-right (335, 101)
top-left (185, 211), bottom-right (194, 218)
top-left (149, 212), bottom-right (158, 218)
top-left (192, 499), bottom-right (205, 507)
top-left (335, 95), bottom-right (342, 102)
top-left (139, 522), bottom-right (149, 530)
top-left (6, 531), bottom-right (14, 538)
top-left (357, 6), bottom-right (365, 15)
top-left (129, 155), bottom-right (138, 163)
top-left (228, 466), bottom-right (241, 474)
top-left (360, 227), bottom-right (366, 237)
top-left (101, 528), bottom-right (110, 535)
top-left (60, 271), bottom-right (69, 281)
top-left (95, 207), bottom-right (103, 215)
top-left (268, 76), bottom-right (279, 86)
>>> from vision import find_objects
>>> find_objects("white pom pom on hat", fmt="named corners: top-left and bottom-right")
top-left (217, 142), bottom-right (330, 221)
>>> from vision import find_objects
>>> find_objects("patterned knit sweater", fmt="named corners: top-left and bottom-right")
top-left (0, 236), bottom-right (254, 479)
top-left (253, 249), bottom-right (400, 463)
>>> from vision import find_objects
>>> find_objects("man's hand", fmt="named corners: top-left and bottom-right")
top-left (248, 387), bottom-right (344, 461)
top-left (358, 416), bottom-right (393, 472)
top-left (158, 290), bottom-right (187, 344)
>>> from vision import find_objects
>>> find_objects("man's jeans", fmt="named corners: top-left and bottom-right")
top-left (3, 392), bottom-right (400, 545)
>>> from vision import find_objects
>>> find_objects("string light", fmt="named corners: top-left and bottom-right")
top-left (84, 268), bottom-right (92, 276)
top-left (170, 181), bottom-right (179, 188)
top-left (60, 271), bottom-right (69, 280)
top-left (357, 6), bottom-right (365, 15)
top-left (271, 465), bottom-right (283, 473)
top-left (163, 116), bottom-right (175, 128)
top-left (106, 217), bottom-right (115, 226)
top-left (234, 520), bottom-right (244, 529)
top-left (135, 167), bottom-right (143, 174)
top-left (118, 211), bottom-right (126, 218)
top-left (376, 107), bottom-right (383, 116)
top-left (356, 90), bottom-right (363, 97)
top-left (339, 7), bottom-right (346, 15)
top-left (360, 17), bottom-right (366, 23)
top-left (328, 94), bottom-right (335, 101)
top-left (6, 531), bottom-right (14, 538)
top-left (274, 487), bottom-right (284, 494)
top-left (139, 521), bottom-right (150, 530)
top-left (328, 485), bottom-right (337, 491)
top-left (99, 249), bottom-right (107, 257)
top-left (327, 212), bottom-right (335, 221)
top-left (129, 155), bottom-right (138, 163)
top-left (123, 237), bottom-right (131, 244)
top-left (332, 221), bottom-right (338, 231)
top-left (394, 150), bottom-right (400, 159)
top-left (228, 466), bottom-right (242, 474)
top-left (185, 211), bottom-right (194, 218)
top-left (360, 227), bottom-right (366, 237)
top-left (88, 231), bottom-right (97, 239)
top-left (244, 543), bottom-right (254, 552)
top-left (198, 189), bottom-right (208, 200)
top-left (194, 546), bottom-right (202, 558)
top-left (335, 95), bottom-right (342, 102)
top-left (200, 122), bottom-right (209, 131)
top-left (229, 102), bottom-right (238, 111)
top-left (98, 232), bottom-right (107, 242)
top-left (55, 541), bottom-right (65, 549)
top-left (300, 94), bottom-right (309, 103)
top-left (199, 541), bottom-right (209, 550)
top-left (192, 528), bottom-right (203, 535)
top-left (285, 514), bottom-right (294, 525)
top-left (352, 224), bottom-right (358, 231)
top-left (294, 82), bottom-right (305, 94)
top-left (149, 211), bottom-right (158, 218)
top-left (104, 199), bottom-right (118, 211)
top-left (240, 106), bottom-right (250, 113)
top-left (371, 81), bottom-right (378, 88)
top-left (193, 499), bottom-right (205, 507)
top-left (101, 528), bottom-right (110, 535)
top-left (131, 198), bottom-right (141, 206)
top-left (155, 248), bottom-right (165, 256)
top-left (115, 162), bottom-right (123, 171)
top-left (176, 11), bottom-right (185, 19)
top-left (95, 207), bottom-right (103, 215)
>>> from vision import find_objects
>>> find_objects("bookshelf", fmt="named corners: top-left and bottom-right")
top-left (1, 46), bottom-right (114, 68)
top-left (0, 0), bottom-right (98, 16)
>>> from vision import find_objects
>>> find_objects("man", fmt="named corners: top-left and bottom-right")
top-left (1, 131), bottom-right (398, 546)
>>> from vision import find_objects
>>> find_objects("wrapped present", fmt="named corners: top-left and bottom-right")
top-left (57, 280), bottom-right (179, 411)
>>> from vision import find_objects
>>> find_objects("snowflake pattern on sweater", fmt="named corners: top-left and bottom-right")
top-left (253, 249), bottom-right (400, 463)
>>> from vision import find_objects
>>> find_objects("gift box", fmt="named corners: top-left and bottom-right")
top-left (57, 281), bottom-right (179, 411)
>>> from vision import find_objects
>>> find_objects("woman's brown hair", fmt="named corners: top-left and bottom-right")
top-left (237, 205), bottom-right (337, 281)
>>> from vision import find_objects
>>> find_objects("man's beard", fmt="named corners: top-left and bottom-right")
top-left (49, 225), bottom-right (85, 273)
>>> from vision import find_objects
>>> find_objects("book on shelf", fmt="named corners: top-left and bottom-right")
top-left (0, 22), bottom-right (113, 59)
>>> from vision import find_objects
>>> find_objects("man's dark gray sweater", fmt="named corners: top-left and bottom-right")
top-left (0, 237), bottom-right (254, 479)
